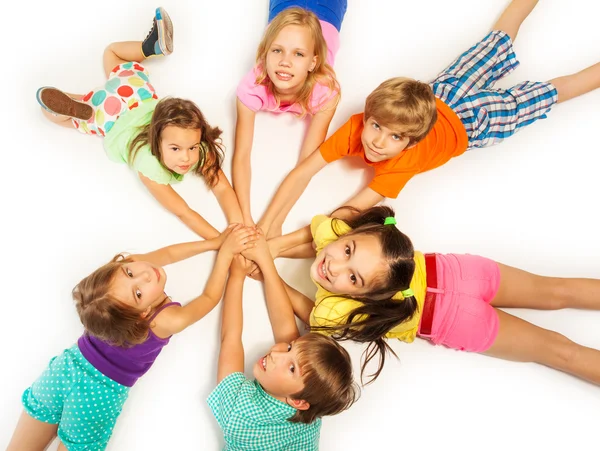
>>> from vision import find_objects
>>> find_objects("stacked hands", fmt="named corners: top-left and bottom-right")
top-left (217, 223), bottom-right (277, 279)
top-left (16, 1), bottom-right (600, 449)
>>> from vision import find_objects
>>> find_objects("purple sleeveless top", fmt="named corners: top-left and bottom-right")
top-left (78, 301), bottom-right (181, 387)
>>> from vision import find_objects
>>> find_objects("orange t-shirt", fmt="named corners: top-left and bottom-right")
top-left (319, 98), bottom-right (469, 198)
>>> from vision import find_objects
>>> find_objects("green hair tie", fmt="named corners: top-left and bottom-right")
top-left (401, 288), bottom-right (414, 298)
top-left (384, 217), bottom-right (396, 226)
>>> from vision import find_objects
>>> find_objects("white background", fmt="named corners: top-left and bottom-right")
top-left (2, 0), bottom-right (600, 450)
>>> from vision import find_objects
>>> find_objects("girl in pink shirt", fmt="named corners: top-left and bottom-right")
top-left (233, 0), bottom-right (347, 235)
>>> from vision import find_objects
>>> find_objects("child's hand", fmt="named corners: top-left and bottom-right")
top-left (241, 229), bottom-right (271, 265)
top-left (256, 221), bottom-right (269, 239)
top-left (230, 255), bottom-right (254, 277)
top-left (247, 267), bottom-right (264, 282)
top-left (220, 225), bottom-right (258, 257)
top-left (246, 238), bottom-right (280, 278)
top-left (214, 224), bottom-right (240, 249)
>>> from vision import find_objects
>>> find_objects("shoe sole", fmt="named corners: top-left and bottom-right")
top-left (36, 87), bottom-right (93, 120)
top-left (156, 7), bottom-right (173, 55)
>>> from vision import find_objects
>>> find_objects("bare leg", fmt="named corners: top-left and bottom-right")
top-left (492, 263), bottom-right (600, 310)
top-left (6, 411), bottom-right (58, 451)
top-left (39, 8), bottom-right (172, 127)
top-left (550, 62), bottom-right (600, 104)
top-left (103, 41), bottom-right (146, 78)
top-left (492, 0), bottom-right (539, 42)
top-left (484, 309), bottom-right (600, 385)
top-left (102, 7), bottom-right (173, 77)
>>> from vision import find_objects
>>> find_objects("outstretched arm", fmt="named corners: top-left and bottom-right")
top-left (297, 96), bottom-right (338, 161)
top-left (130, 237), bottom-right (223, 267)
top-left (336, 187), bottom-right (384, 219)
top-left (281, 281), bottom-right (314, 325)
top-left (217, 256), bottom-right (251, 383)
top-left (160, 226), bottom-right (258, 336)
top-left (212, 169), bottom-right (244, 225)
top-left (268, 226), bottom-right (314, 259)
top-left (265, 188), bottom-right (384, 262)
top-left (258, 150), bottom-right (328, 237)
top-left (276, 243), bottom-right (316, 259)
top-left (232, 99), bottom-right (257, 226)
top-left (244, 234), bottom-right (300, 344)
top-left (139, 173), bottom-right (220, 239)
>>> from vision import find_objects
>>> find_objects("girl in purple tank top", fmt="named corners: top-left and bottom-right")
top-left (7, 225), bottom-right (258, 451)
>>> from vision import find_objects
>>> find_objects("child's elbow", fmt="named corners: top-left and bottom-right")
top-left (220, 332), bottom-right (242, 347)
top-left (279, 326), bottom-right (301, 343)
top-left (174, 206), bottom-right (194, 220)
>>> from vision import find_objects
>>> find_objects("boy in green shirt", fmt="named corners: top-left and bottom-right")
top-left (208, 234), bottom-right (358, 450)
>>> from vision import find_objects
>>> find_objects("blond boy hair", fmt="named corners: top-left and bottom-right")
top-left (365, 77), bottom-right (437, 145)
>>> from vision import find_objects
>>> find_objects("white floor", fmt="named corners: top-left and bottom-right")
top-left (2, 0), bottom-right (600, 449)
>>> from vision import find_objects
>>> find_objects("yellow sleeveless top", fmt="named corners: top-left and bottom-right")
top-left (309, 215), bottom-right (426, 342)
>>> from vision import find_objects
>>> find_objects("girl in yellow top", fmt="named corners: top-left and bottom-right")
top-left (269, 206), bottom-right (600, 386)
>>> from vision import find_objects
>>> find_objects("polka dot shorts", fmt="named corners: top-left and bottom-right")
top-left (22, 345), bottom-right (130, 450)
top-left (72, 61), bottom-right (159, 136)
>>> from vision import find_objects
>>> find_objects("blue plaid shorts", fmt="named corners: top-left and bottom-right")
top-left (430, 30), bottom-right (558, 149)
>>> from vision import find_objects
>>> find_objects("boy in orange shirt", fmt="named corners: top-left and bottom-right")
top-left (258, 0), bottom-right (600, 237)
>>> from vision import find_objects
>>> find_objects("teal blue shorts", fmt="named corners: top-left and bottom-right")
top-left (22, 345), bottom-right (130, 451)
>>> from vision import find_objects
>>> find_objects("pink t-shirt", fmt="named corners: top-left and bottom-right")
top-left (236, 20), bottom-right (340, 115)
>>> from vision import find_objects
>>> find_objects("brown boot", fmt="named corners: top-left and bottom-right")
top-left (36, 87), bottom-right (93, 120)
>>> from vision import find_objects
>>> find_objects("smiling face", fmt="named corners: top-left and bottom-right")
top-left (159, 125), bottom-right (202, 175)
top-left (265, 24), bottom-right (317, 97)
top-left (110, 260), bottom-right (167, 313)
top-left (253, 340), bottom-right (306, 399)
top-left (310, 233), bottom-right (389, 297)
top-left (361, 116), bottom-right (412, 163)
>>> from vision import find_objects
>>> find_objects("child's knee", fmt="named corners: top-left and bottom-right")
top-left (541, 332), bottom-right (580, 369)
top-left (543, 278), bottom-right (573, 309)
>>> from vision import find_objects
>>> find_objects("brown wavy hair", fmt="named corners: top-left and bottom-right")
top-left (72, 254), bottom-right (158, 347)
top-left (312, 206), bottom-right (418, 384)
top-left (128, 97), bottom-right (224, 186)
top-left (365, 77), bottom-right (437, 146)
top-left (254, 7), bottom-right (340, 117)
top-left (288, 333), bottom-right (359, 424)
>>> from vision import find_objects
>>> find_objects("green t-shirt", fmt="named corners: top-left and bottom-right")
top-left (208, 372), bottom-right (321, 450)
top-left (103, 99), bottom-right (197, 185)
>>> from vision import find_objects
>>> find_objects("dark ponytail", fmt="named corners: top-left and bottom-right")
top-left (315, 205), bottom-right (419, 384)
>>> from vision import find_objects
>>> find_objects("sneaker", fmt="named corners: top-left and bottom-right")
top-left (141, 7), bottom-right (173, 57)
top-left (36, 87), bottom-right (93, 120)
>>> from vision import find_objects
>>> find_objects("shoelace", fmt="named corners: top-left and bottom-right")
top-left (144, 18), bottom-right (157, 41)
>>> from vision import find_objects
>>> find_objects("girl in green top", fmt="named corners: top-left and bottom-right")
top-left (36, 7), bottom-right (243, 239)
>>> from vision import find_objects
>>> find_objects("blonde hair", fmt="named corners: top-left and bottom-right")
top-left (254, 7), bottom-right (340, 117)
top-left (288, 333), bottom-right (359, 424)
top-left (72, 254), bottom-right (155, 346)
top-left (364, 77), bottom-right (437, 145)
